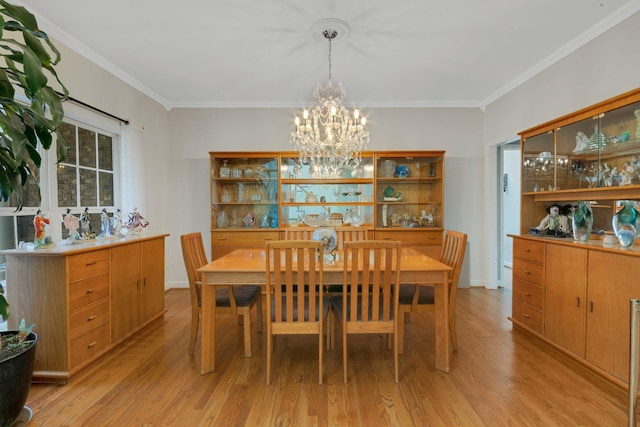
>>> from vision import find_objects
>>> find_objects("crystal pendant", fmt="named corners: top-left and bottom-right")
top-left (572, 201), bottom-right (593, 242)
top-left (612, 200), bottom-right (639, 247)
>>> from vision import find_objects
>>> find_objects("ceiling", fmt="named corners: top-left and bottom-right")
top-left (16, 0), bottom-right (640, 110)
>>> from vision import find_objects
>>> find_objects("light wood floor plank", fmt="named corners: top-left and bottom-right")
top-left (26, 288), bottom-right (630, 426)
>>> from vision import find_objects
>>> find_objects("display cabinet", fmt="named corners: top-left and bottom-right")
top-left (210, 153), bottom-right (280, 259)
top-left (279, 152), bottom-right (374, 228)
top-left (519, 88), bottom-right (640, 234)
top-left (374, 151), bottom-right (445, 257)
top-left (210, 151), bottom-right (446, 259)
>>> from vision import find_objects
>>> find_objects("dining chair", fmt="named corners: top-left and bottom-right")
top-left (397, 229), bottom-right (467, 353)
top-left (265, 240), bottom-right (330, 385)
top-left (331, 240), bottom-right (402, 384)
top-left (180, 232), bottom-right (262, 357)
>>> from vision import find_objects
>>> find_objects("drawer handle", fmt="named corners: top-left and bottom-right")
top-left (523, 292), bottom-right (531, 297)
top-left (523, 314), bottom-right (531, 319)
top-left (428, 237), bottom-right (436, 240)
top-left (218, 237), bottom-right (228, 241)
top-left (590, 301), bottom-right (594, 313)
top-left (576, 297), bottom-right (581, 308)
top-left (85, 261), bottom-right (97, 266)
top-left (87, 341), bottom-right (97, 348)
top-left (524, 271), bottom-right (531, 275)
top-left (87, 315), bottom-right (97, 321)
top-left (86, 289), bottom-right (95, 294)
top-left (524, 249), bottom-right (531, 253)
top-left (264, 237), bottom-right (273, 241)
top-left (383, 237), bottom-right (391, 240)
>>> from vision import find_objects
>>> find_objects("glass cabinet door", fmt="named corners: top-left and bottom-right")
top-left (522, 131), bottom-right (555, 193)
top-left (279, 154), bottom-right (374, 228)
top-left (375, 154), bottom-right (443, 228)
top-left (210, 155), bottom-right (279, 229)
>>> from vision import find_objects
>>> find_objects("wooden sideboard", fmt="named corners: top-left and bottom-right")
top-left (510, 235), bottom-right (640, 389)
top-left (1, 233), bottom-right (168, 383)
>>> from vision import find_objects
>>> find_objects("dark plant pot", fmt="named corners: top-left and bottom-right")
top-left (0, 332), bottom-right (37, 427)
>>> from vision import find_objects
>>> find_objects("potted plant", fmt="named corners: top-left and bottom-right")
top-left (0, 0), bottom-right (68, 210)
top-left (0, 287), bottom-right (37, 427)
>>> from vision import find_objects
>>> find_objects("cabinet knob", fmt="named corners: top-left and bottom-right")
top-left (87, 315), bottom-right (97, 321)
top-left (523, 292), bottom-right (531, 297)
top-left (87, 341), bottom-right (97, 348)
top-left (524, 271), bottom-right (531, 275)
top-left (576, 297), bottom-right (580, 307)
top-left (524, 249), bottom-right (531, 253)
top-left (523, 314), bottom-right (531, 319)
top-left (86, 289), bottom-right (95, 294)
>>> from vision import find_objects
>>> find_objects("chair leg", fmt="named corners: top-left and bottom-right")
top-left (266, 331), bottom-right (272, 385)
top-left (256, 294), bottom-right (263, 333)
top-left (343, 328), bottom-right (348, 384)
top-left (397, 308), bottom-right (406, 355)
top-left (318, 325), bottom-right (324, 385)
top-left (189, 310), bottom-right (199, 356)
top-left (242, 308), bottom-right (252, 357)
top-left (393, 326), bottom-right (399, 384)
top-left (450, 310), bottom-right (458, 353)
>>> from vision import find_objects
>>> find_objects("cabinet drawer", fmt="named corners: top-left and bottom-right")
top-left (513, 260), bottom-right (544, 286)
top-left (513, 239), bottom-right (544, 264)
top-left (211, 231), bottom-right (280, 246)
top-left (512, 299), bottom-right (543, 334)
top-left (69, 273), bottom-right (110, 311)
top-left (70, 322), bottom-right (110, 369)
top-left (375, 229), bottom-right (442, 246)
top-left (70, 298), bottom-right (110, 339)
top-left (68, 250), bottom-right (110, 282)
top-left (512, 279), bottom-right (543, 310)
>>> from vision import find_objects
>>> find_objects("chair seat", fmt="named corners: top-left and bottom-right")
top-left (330, 295), bottom-right (394, 321)
top-left (215, 285), bottom-right (261, 308)
top-left (271, 295), bottom-right (331, 321)
top-left (398, 284), bottom-right (434, 305)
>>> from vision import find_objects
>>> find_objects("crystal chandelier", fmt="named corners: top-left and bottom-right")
top-left (290, 24), bottom-right (369, 178)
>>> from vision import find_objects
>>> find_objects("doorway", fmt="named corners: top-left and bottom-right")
top-left (500, 141), bottom-right (520, 289)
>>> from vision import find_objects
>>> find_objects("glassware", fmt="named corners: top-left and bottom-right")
top-left (612, 200), bottom-right (639, 247)
top-left (571, 201), bottom-right (593, 242)
top-left (216, 210), bottom-right (229, 228)
top-left (219, 160), bottom-right (230, 178)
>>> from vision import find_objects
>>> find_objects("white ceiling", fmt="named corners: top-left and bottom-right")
top-left (16, 0), bottom-right (640, 110)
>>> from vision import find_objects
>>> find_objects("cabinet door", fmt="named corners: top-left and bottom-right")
top-left (544, 244), bottom-right (587, 357)
top-left (111, 243), bottom-right (141, 342)
top-left (586, 251), bottom-right (640, 381)
top-left (140, 238), bottom-right (165, 323)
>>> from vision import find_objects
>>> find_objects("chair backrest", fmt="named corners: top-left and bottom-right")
top-left (439, 230), bottom-right (468, 297)
top-left (335, 227), bottom-right (370, 250)
top-left (284, 226), bottom-right (370, 251)
top-left (180, 232), bottom-right (209, 308)
top-left (284, 228), bottom-right (313, 241)
top-left (342, 240), bottom-right (401, 326)
top-left (266, 240), bottom-right (324, 325)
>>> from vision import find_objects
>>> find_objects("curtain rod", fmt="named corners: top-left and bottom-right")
top-left (55, 91), bottom-right (129, 125)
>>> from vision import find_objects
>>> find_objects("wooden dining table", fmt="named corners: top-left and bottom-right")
top-left (197, 247), bottom-right (452, 375)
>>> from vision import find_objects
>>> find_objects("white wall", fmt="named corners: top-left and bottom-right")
top-left (166, 107), bottom-right (485, 288)
top-left (42, 10), bottom-right (640, 292)
top-left (482, 11), bottom-right (640, 289)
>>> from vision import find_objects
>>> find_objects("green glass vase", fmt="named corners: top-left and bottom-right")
top-left (612, 200), bottom-right (639, 247)
top-left (572, 201), bottom-right (593, 242)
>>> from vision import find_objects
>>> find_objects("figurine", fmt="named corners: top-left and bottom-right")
top-left (243, 212), bottom-right (255, 228)
top-left (125, 207), bottom-right (149, 233)
top-left (79, 207), bottom-right (91, 238)
top-left (33, 209), bottom-right (50, 247)
top-left (100, 208), bottom-right (111, 237)
top-left (533, 204), bottom-right (570, 236)
top-left (111, 209), bottom-right (123, 235)
top-left (62, 208), bottom-right (80, 240)
top-left (574, 131), bottom-right (589, 152)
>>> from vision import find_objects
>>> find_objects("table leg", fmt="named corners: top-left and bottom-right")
top-left (434, 270), bottom-right (450, 373)
top-left (200, 283), bottom-right (216, 374)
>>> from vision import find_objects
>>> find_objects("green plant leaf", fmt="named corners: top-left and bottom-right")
top-left (0, 0), bottom-right (38, 30)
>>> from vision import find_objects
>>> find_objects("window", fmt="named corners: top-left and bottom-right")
top-left (0, 118), bottom-right (120, 264)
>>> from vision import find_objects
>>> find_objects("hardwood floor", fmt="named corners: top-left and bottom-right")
top-left (26, 288), bottom-right (629, 426)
